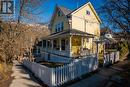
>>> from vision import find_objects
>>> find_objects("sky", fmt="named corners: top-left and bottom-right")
top-left (36, 0), bottom-right (106, 23)
top-left (0, 0), bottom-right (106, 23)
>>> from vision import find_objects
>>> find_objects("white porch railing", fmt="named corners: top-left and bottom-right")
top-left (41, 51), bottom-right (72, 63)
top-left (23, 56), bottom-right (98, 87)
top-left (42, 48), bottom-right (70, 57)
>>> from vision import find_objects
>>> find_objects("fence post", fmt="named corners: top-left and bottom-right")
top-left (103, 54), bottom-right (105, 67)
top-left (50, 68), bottom-right (55, 87)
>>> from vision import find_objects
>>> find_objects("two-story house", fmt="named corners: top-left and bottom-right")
top-left (40, 2), bottom-right (101, 63)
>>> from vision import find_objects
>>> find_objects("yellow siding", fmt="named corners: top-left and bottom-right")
top-left (71, 4), bottom-right (100, 36)
top-left (51, 9), bottom-right (70, 34)
top-left (49, 3), bottom-right (101, 55)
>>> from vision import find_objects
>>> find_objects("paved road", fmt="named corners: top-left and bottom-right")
top-left (9, 61), bottom-right (42, 87)
top-left (68, 74), bottom-right (108, 87)
top-left (68, 64), bottom-right (123, 87)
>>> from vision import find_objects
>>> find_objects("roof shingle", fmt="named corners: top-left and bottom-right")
top-left (58, 6), bottom-right (72, 16)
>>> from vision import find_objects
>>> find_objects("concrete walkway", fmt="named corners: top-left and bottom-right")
top-left (9, 61), bottom-right (42, 87)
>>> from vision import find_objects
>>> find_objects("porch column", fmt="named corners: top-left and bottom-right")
top-left (81, 37), bottom-right (84, 49)
top-left (69, 36), bottom-right (72, 57)
top-left (51, 40), bottom-right (53, 49)
top-left (96, 42), bottom-right (99, 59)
top-left (59, 38), bottom-right (61, 51)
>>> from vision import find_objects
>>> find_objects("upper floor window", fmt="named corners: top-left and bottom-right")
top-left (61, 22), bottom-right (64, 31)
top-left (55, 22), bottom-right (64, 33)
top-left (55, 25), bottom-right (58, 32)
top-left (86, 10), bottom-right (90, 15)
top-left (58, 11), bottom-right (61, 17)
top-left (58, 23), bottom-right (60, 32)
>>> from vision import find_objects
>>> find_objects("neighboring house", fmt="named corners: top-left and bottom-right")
top-left (99, 29), bottom-right (117, 53)
top-left (40, 2), bottom-right (101, 62)
top-left (100, 29), bottom-right (116, 45)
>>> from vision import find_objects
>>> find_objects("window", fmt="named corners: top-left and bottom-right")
top-left (86, 38), bottom-right (89, 42)
top-left (37, 41), bottom-right (42, 47)
top-left (61, 39), bottom-right (65, 50)
top-left (38, 48), bottom-right (40, 53)
top-left (55, 22), bottom-right (64, 33)
top-left (61, 22), bottom-right (64, 31)
top-left (58, 11), bottom-right (61, 17)
top-left (58, 23), bottom-right (60, 32)
top-left (53, 40), bottom-right (57, 48)
top-left (55, 25), bottom-right (57, 32)
top-left (47, 40), bottom-right (51, 47)
top-left (86, 10), bottom-right (90, 15)
top-left (42, 40), bottom-right (46, 48)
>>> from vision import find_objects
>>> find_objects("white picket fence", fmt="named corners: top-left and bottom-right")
top-left (103, 51), bottom-right (119, 66)
top-left (23, 57), bottom-right (98, 87)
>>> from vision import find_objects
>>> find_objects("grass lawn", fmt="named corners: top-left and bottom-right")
top-left (0, 63), bottom-right (13, 87)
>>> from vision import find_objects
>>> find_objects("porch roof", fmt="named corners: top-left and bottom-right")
top-left (43, 29), bottom-right (95, 39)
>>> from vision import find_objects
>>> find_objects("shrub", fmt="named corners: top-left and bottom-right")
top-left (117, 41), bottom-right (129, 59)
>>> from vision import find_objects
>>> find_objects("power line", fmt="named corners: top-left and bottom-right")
top-left (73, 15), bottom-right (100, 24)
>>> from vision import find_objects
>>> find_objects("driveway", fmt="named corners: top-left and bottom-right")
top-left (9, 61), bottom-right (44, 87)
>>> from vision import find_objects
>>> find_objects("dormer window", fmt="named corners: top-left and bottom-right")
top-left (86, 10), bottom-right (90, 15)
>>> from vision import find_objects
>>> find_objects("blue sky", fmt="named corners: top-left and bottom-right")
top-left (37, 0), bottom-right (105, 23)
top-left (1, 0), bottom-right (105, 23)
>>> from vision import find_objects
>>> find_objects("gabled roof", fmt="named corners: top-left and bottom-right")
top-left (100, 36), bottom-right (117, 43)
top-left (69, 2), bottom-right (102, 23)
top-left (50, 5), bottom-right (71, 26)
top-left (58, 6), bottom-right (72, 16)
top-left (50, 2), bottom-right (101, 25)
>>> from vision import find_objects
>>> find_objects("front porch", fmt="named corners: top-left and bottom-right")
top-left (40, 29), bottom-right (96, 63)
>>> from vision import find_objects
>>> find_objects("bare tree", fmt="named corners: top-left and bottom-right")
top-left (99, 0), bottom-right (129, 33)
top-left (0, 0), bottom-right (49, 63)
